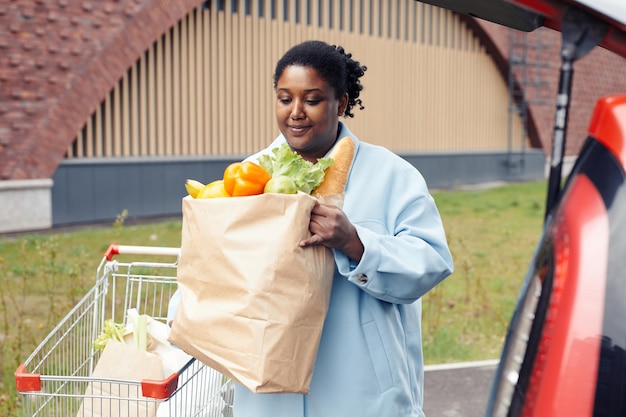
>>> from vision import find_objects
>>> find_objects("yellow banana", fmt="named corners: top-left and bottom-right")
top-left (185, 179), bottom-right (205, 198)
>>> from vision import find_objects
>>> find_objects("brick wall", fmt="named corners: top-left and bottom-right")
top-left (0, 0), bottom-right (201, 180)
top-left (474, 19), bottom-right (626, 157)
top-left (2, 1), bottom-right (626, 181)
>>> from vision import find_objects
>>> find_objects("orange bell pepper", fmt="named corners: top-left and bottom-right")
top-left (223, 161), bottom-right (271, 196)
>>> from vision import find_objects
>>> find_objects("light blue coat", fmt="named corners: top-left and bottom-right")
top-left (232, 123), bottom-right (454, 417)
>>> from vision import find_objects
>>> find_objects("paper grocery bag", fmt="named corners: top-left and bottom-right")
top-left (78, 340), bottom-right (163, 417)
top-left (168, 192), bottom-right (338, 394)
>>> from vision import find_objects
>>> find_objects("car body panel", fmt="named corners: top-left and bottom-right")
top-left (574, 0), bottom-right (626, 27)
top-left (519, 173), bottom-right (608, 417)
top-left (417, 0), bottom-right (626, 57)
top-left (512, 0), bottom-right (626, 57)
top-left (416, 0), bottom-right (545, 31)
top-left (589, 95), bottom-right (626, 171)
top-left (485, 99), bottom-right (626, 416)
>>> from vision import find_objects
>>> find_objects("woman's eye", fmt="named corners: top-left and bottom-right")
top-left (305, 99), bottom-right (321, 105)
top-left (278, 97), bottom-right (291, 104)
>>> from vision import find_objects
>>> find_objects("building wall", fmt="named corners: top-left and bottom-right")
top-left (1, 0), bottom-right (540, 233)
top-left (0, 179), bottom-right (53, 233)
top-left (51, 151), bottom-right (546, 226)
top-left (66, 1), bottom-right (527, 159)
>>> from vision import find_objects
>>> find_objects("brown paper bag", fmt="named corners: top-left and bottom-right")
top-left (78, 340), bottom-right (163, 417)
top-left (168, 192), bottom-right (338, 394)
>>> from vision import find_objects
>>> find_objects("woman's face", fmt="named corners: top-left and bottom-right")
top-left (275, 65), bottom-right (348, 162)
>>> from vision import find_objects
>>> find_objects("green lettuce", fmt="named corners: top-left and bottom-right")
top-left (257, 143), bottom-right (334, 195)
top-left (93, 319), bottom-right (126, 351)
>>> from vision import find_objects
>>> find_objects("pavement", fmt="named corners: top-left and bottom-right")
top-left (423, 359), bottom-right (499, 417)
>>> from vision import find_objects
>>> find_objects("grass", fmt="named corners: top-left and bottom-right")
top-left (0, 180), bottom-right (547, 416)
top-left (0, 215), bottom-right (184, 416)
top-left (423, 180), bottom-right (546, 362)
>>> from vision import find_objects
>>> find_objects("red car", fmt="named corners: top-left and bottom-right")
top-left (421, 0), bottom-right (626, 415)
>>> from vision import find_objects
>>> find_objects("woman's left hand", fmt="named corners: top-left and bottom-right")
top-left (300, 202), bottom-right (364, 262)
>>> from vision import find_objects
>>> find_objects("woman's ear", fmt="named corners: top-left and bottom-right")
top-left (338, 93), bottom-right (349, 116)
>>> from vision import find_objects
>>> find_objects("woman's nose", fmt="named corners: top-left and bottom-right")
top-left (290, 100), bottom-right (305, 120)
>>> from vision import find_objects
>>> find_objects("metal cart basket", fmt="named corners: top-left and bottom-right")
top-left (15, 244), bottom-right (233, 417)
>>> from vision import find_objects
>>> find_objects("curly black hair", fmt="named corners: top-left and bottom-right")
top-left (273, 40), bottom-right (367, 118)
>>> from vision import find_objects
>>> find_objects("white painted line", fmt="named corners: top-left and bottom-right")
top-left (424, 359), bottom-right (500, 372)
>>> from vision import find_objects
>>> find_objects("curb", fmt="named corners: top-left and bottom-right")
top-left (424, 359), bottom-right (499, 372)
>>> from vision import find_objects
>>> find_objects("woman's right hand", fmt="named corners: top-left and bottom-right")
top-left (300, 201), bottom-right (364, 262)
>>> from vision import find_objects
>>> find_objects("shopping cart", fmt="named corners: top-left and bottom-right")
top-left (15, 244), bottom-right (233, 417)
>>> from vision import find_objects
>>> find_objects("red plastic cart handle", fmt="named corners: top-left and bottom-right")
top-left (15, 364), bottom-right (41, 392)
top-left (16, 362), bottom-right (181, 399)
top-left (104, 243), bottom-right (120, 261)
top-left (142, 372), bottom-right (180, 399)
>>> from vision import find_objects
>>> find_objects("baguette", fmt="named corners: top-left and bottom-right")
top-left (313, 136), bottom-right (355, 196)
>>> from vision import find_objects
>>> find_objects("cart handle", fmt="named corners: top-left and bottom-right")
top-left (16, 362), bottom-right (181, 399)
top-left (142, 372), bottom-right (180, 399)
top-left (104, 244), bottom-right (181, 261)
top-left (15, 364), bottom-right (41, 392)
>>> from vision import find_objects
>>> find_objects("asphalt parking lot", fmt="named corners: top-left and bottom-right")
top-left (423, 359), bottom-right (499, 417)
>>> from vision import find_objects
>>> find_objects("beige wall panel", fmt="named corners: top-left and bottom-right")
top-left (209, 6), bottom-right (219, 154)
top-left (104, 92), bottom-right (113, 156)
top-left (148, 46), bottom-right (157, 156)
top-left (139, 51), bottom-right (148, 155)
top-left (223, 7), bottom-right (234, 153)
top-left (95, 100), bottom-right (103, 157)
top-left (180, 16), bottom-right (190, 155)
top-left (243, 14), bottom-right (253, 151)
top-left (187, 12), bottom-right (198, 155)
top-left (194, 9), bottom-right (205, 154)
top-left (153, 38), bottom-right (170, 155)
top-left (85, 117), bottom-right (93, 157)
top-left (164, 30), bottom-right (174, 155)
top-left (121, 72), bottom-right (131, 156)
top-left (69, 0), bottom-right (527, 159)
top-left (202, 10), bottom-right (212, 154)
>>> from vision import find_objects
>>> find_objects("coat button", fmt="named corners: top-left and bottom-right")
top-left (356, 274), bottom-right (368, 284)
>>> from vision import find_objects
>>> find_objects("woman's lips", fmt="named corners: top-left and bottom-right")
top-left (288, 125), bottom-right (311, 136)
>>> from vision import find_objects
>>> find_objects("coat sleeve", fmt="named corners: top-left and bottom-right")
top-left (334, 146), bottom-right (453, 304)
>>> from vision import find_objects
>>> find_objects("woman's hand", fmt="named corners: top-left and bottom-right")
top-left (300, 202), bottom-right (364, 262)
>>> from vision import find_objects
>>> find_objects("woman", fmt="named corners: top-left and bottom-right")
top-left (235, 40), bottom-right (454, 417)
